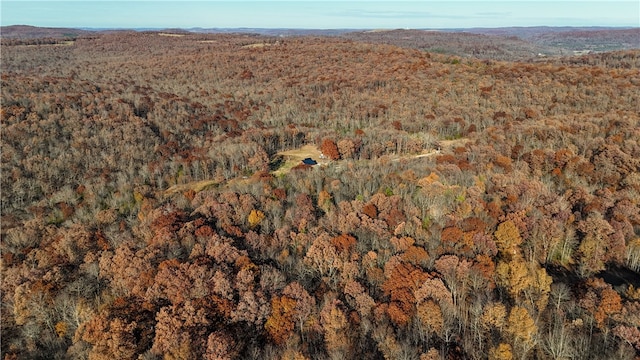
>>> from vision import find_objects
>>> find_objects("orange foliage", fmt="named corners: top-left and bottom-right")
top-left (382, 261), bottom-right (429, 327)
top-left (401, 245), bottom-right (429, 267)
top-left (494, 220), bottom-right (522, 259)
top-left (248, 209), bottom-right (265, 228)
top-left (265, 296), bottom-right (297, 345)
top-left (594, 288), bottom-right (622, 329)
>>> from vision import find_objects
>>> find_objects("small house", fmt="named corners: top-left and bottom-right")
top-left (302, 158), bottom-right (318, 165)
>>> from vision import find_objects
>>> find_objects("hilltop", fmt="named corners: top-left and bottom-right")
top-left (0, 24), bottom-right (94, 38)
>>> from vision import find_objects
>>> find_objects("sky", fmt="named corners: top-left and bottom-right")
top-left (1, 1), bottom-right (639, 29)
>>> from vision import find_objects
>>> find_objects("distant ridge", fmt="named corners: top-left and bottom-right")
top-left (0, 25), bottom-right (95, 39)
top-left (186, 27), bottom-right (359, 37)
top-left (341, 27), bottom-right (640, 60)
top-left (2, 25), bottom-right (637, 58)
top-left (3, 24), bottom-right (636, 40)
top-left (462, 26), bottom-right (640, 51)
top-left (460, 26), bottom-right (637, 38)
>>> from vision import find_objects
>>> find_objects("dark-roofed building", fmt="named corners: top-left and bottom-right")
top-left (302, 158), bottom-right (318, 165)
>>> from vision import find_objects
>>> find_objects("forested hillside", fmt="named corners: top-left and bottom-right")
top-left (2, 31), bottom-right (640, 359)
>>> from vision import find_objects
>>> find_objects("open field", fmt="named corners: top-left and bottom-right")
top-left (271, 144), bottom-right (327, 175)
top-left (158, 33), bottom-right (186, 37)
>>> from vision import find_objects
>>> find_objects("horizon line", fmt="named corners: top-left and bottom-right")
top-left (3, 24), bottom-right (639, 30)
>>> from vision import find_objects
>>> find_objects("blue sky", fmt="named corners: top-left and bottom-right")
top-left (2, 1), bottom-right (639, 29)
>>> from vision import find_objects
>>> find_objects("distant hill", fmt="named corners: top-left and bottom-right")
top-left (529, 28), bottom-right (640, 52)
top-left (191, 26), bottom-right (639, 60)
top-left (464, 27), bottom-right (640, 51)
top-left (461, 26), bottom-right (629, 38)
top-left (342, 27), bottom-right (639, 60)
top-left (0, 25), bottom-right (94, 39)
top-left (2, 25), bottom-right (637, 60)
top-left (187, 27), bottom-right (359, 37)
top-left (340, 29), bottom-right (563, 61)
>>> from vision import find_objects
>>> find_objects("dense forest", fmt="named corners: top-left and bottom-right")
top-left (1, 30), bottom-right (640, 360)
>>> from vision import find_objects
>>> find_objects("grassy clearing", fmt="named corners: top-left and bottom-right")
top-left (272, 144), bottom-right (326, 176)
top-left (242, 43), bottom-right (272, 49)
top-left (438, 138), bottom-right (470, 151)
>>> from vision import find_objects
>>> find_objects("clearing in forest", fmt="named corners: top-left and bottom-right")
top-left (390, 137), bottom-right (470, 162)
top-left (163, 144), bottom-right (326, 196)
top-left (438, 137), bottom-right (471, 151)
top-left (270, 139), bottom-right (470, 174)
top-left (242, 43), bottom-right (272, 49)
top-left (272, 144), bottom-right (327, 176)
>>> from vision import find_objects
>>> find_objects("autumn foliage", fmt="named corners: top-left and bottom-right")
top-left (1, 30), bottom-right (639, 359)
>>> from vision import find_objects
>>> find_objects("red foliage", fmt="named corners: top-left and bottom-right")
top-left (362, 203), bottom-right (378, 219)
top-left (321, 138), bottom-right (340, 160)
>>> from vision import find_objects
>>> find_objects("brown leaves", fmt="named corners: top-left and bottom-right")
top-left (317, 190), bottom-right (333, 212)
top-left (205, 331), bottom-right (238, 360)
top-left (304, 232), bottom-right (341, 277)
top-left (98, 243), bottom-right (160, 298)
top-left (82, 297), bottom-right (155, 360)
top-left (495, 155), bottom-right (513, 172)
top-left (415, 278), bottom-right (454, 310)
top-left (146, 259), bottom-right (214, 305)
top-left (282, 282), bottom-right (317, 332)
top-left (613, 325), bottom-right (640, 352)
top-left (441, 226), bottom-right (464, 246)
top-left (576, 212), bottom-right (616, 275)
top-left (151, 302), bottom-right (211, 359)
top-left (434, 255), bottom-right (472, 308)
top-left (204, 233), bottom-right (247, 264)
top-left (362, 203), bottom-right (378, 219)
top-left (382, 260), bottom-right (429, 327)
top-left (337, 138), bottom-right (357, 159)
top-left (331, 234), bottom-right (357, 254)
top-left (83, 316), bottom-right (140, 360)
top-left (416, 300), bottom-right (444, 335)
top-left (344, 280), bottom-right (376, 318)
top-left (401, 245), bottom-right (430, 267)
top-left (320, 299), bottom-right (350, 357)
top-left (5, 30), bottom-right (640, 360)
